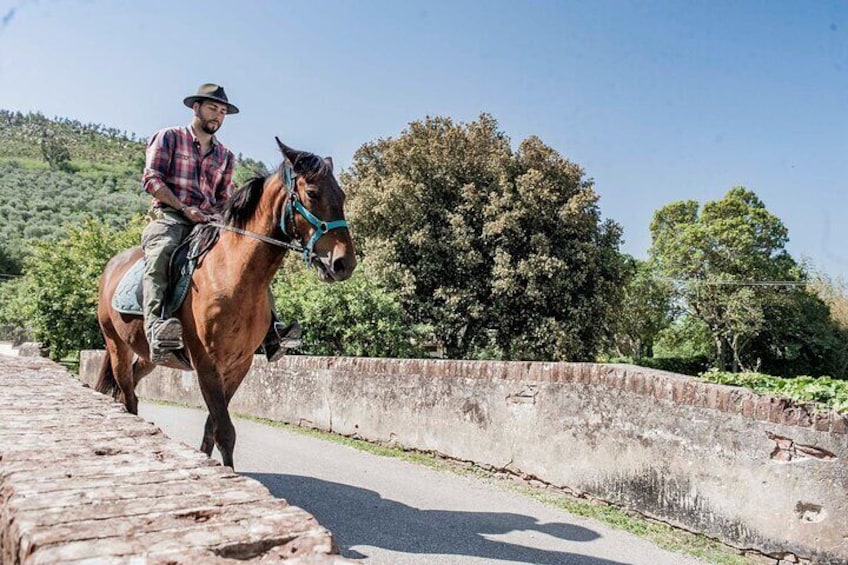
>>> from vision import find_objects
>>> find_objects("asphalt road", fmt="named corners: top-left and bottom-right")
top-left (140, 402), bottom-right (707, 565)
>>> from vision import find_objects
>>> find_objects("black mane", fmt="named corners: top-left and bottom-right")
top-left (223, 176), bottom-right (266, 229)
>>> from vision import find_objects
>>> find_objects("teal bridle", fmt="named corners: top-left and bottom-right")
top-left (210, 161), bottom-right (349, 267)
top-left (280, 161), bottom-right (350, 266)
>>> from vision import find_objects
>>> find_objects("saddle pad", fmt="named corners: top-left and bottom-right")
top-left (111, 249), bottom-right (196, 317)
top-left (112, 258), bottom-right (146, 315)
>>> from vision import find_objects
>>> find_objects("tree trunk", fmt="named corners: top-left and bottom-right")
top-left (715, 336), bottom-right (730, 371)
top-left (730, 333), bottom-right (740, 373)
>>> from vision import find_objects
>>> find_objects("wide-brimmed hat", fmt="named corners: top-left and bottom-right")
top-left (183, 83), bottom-right (239, 114)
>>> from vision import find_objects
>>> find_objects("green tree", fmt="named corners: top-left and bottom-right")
top-left (40, 129), bottom-right (72, 171)
top-left (233, 154), bottom-right (270, 188)
top-left (747, 287), bottom-right (848, 378)
top-left (20, 216), bottom-right (144, 360)
top-left (0, 277), bottom-right (31, 342)
top-left (612, 258), bottom-right (675, 360)
top-left (650, 187), bottom-right (844, 376)
top-left (654, 315), bottom-right (715, 359)
top-left (272, 261), bottom-right (425, 358)
top-left (343, 114), bottom-right (625, 360)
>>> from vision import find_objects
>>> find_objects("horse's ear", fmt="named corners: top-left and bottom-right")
top-left (275, 137), bottom-right (299, 164)
top-left (324, 157), bottom-right (334, 172)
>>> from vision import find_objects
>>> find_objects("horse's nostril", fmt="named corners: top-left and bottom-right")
top-left (332, 257), bottom-right (346, 274)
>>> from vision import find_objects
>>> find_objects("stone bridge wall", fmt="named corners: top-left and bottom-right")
top-left (0, 354), bottom-right (352, 564)
top-left (80, 352), bottom-right (848, 564)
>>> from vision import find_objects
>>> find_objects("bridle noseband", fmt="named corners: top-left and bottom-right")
top-left (210, 161), bottom-right (349, 266)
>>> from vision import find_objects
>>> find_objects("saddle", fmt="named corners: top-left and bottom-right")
top-left (112, 225), bottom-right (219, 316)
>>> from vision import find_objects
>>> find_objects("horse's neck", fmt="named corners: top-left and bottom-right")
top-left (208, 225), bottom-right (286, 291)
top-left (204, 186), bottom-right (289, 292)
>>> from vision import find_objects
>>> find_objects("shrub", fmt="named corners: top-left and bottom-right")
top-left (701, 370), bottom-right (848, 413)
top-left (272, 260), bottom-right (426, 358)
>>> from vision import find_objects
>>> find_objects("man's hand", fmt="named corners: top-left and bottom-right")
top-left (182, 206), bottom-right (210, 223)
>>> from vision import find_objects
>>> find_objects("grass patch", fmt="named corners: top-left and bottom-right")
top-left (511, 486), bottom-right (752, 565)
top-left (0, 157), bottom-right (49, 170)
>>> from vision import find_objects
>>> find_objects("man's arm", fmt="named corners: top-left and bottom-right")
top-left (142, 131), bottom-right (173, 199)
top-left (142, 130), bottom-right (207, 222)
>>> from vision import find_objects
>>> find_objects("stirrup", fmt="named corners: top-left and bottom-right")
top-left (275, 321), bottom-right (303, 349)
top-left (261, 321), bottom-right (303, 362)
top-left (153, 318), bottom-right (183, 342)
top-left (149, 318), bottom-right (183, 362)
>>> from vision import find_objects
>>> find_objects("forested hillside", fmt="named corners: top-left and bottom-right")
top-left (0, 111), bottom-right (266, 274)
top-left (0, 110), bottom-right (145, 167)
top-left (0, 111), bottom-right (148, 274)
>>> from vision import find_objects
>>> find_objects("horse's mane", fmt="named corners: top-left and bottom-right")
top-left (286, 152), bottom-right (331, 184)
top-left (223, 176), bottom-right (265, 229)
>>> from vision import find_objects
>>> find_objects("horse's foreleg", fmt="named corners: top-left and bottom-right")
top-left (213, 407), bottom-right (236, 469)
top-left (198, 380), bottom-right (236, 469)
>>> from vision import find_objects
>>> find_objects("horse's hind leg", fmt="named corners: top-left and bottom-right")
top-left (131, 358), bottom-right (156, 387)
top-left (200, 414), bottom-right (214, 456)
top-left (106, 339), bottom-right (139, 415)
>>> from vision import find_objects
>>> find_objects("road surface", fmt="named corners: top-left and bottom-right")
top-left (139, 402), bottom-right (708, 565)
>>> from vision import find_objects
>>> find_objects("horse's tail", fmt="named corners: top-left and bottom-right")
top-left (95, 349), bottom-right (119, 398)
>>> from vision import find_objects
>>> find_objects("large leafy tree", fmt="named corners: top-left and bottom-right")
top-left (343, 114), bottom-right (625, 360)
top-left (650, 187), bottom-right (845, 376)
top-left (650, 188), bottom-right (794, 371)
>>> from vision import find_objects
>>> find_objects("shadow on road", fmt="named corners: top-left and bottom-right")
top-left (247, 472), bottom-right (628, 565)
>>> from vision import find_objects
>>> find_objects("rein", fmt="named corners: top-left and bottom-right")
top-left (207, 221), bottom-right (308, 253)
top-left (210, 161), bottom-right (349, 266)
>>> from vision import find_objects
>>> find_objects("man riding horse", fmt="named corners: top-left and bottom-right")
top-left (141, 83), bottom-right (299, 363)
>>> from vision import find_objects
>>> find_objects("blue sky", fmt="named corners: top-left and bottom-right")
top-left (1, 0), bottom-right (846, 280)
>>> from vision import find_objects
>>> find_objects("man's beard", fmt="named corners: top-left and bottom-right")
top-left (199, 119), bottom-right (219, 135)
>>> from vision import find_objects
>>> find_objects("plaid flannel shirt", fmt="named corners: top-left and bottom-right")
top-left (142, 126), bottom-right (234, 213)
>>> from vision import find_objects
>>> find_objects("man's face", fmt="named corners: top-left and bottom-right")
top-left (194, 101), bottom-right (227, 135)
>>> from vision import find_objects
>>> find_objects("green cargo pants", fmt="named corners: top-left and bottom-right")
top-left (141, 207), bottom-right (192, 339)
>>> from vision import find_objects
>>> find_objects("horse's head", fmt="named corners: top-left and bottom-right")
top-left (276, 138), bottom-right (357, 282)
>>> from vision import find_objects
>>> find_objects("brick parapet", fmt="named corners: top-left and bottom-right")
top-left (276, 355), bottom-right (847, 435)
top-left (0, 354), bottom-right (353, 564)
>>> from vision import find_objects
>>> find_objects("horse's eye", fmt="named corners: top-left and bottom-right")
top-left (306, 188), bottom-right (320, 200)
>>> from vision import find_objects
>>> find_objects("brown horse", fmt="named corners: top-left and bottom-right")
top-left (96, 140), bottom-right (356, 468)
